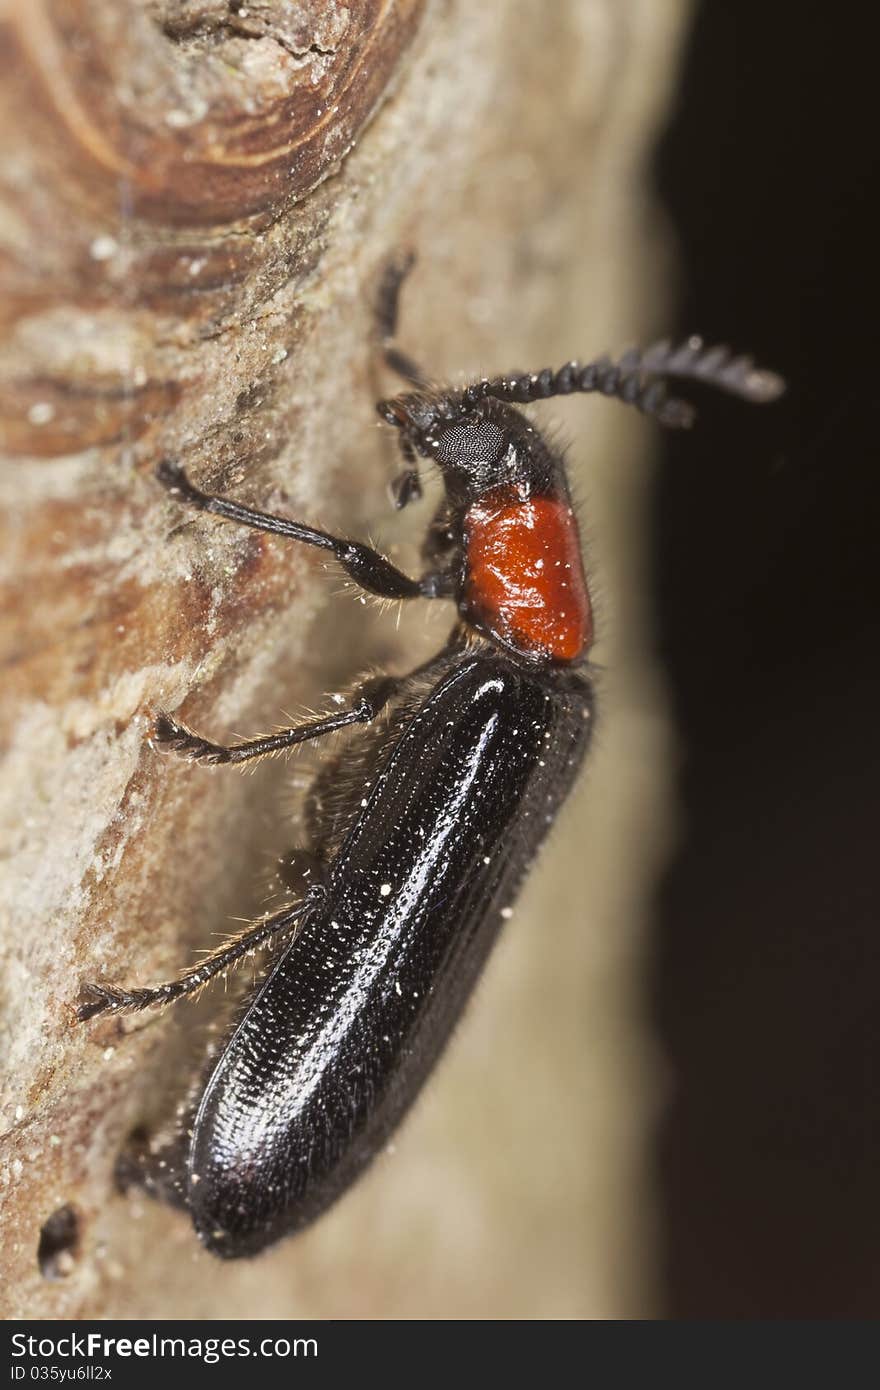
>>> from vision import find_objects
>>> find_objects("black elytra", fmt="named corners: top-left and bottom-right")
top-left (77, 257), bottom-right (783, 1257)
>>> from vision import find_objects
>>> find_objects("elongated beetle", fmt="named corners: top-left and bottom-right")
top-left (77, 259), bottom-right (783, 1257)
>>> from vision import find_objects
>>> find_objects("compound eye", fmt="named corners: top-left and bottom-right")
top-left (433, 416), bottom-right (505, 467)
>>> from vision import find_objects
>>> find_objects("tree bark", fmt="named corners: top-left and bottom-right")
top-left (1, 0), bottom-right (689, 1318)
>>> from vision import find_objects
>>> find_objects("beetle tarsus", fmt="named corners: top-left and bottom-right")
top-left (155, 712), bottom-right (230, 764)
top-left (156, 458), bottom-right (205, 504)
top-left (76, 983), bottom-right (147, 1021)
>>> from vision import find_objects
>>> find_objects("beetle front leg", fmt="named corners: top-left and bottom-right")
top-left (158, 461), bottom-right (450, 601)
top-left (375, 250), bottom-right (427, 388)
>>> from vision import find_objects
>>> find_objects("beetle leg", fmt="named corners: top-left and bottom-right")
top-left (375, 250), bottom-right (428, 388)
top-left (388, 435), bottom-right (423, 511)
top-left (442, 340), bottom-right (784, 426)
top-left (158, 460), bottom-right (447, 601)
top-left (154, 675), bottom-right (402, 768)
top-left (76, 898), bottom-right (312, 1021)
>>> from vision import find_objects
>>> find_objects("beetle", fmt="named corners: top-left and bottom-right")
top-left (77, 259), bottom-right (783, 1257)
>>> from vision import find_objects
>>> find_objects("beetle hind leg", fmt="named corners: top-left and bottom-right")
top-left (75, 898), bottom-right (311, 1022)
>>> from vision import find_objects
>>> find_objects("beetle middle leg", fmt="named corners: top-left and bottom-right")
top-left (154, 675), bottom-right (401, 767)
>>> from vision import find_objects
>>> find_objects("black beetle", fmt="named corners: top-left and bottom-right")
top-left (78, 259), bottom-right (783, 1257)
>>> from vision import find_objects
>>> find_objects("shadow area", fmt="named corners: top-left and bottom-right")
top-left (650, 2), bottom-right (880, 1317)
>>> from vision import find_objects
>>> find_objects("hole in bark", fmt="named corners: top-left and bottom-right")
top-left (37, 1204), bottom-right (80, 1280)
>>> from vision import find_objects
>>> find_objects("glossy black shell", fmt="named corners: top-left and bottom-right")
top-left (187, 647), bottom-right (593, 1256)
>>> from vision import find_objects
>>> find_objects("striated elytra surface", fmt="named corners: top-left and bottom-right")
top-left (189, 651), bottom-right (592, 1255)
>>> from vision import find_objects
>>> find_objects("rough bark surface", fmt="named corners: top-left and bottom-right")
top-left (0, 0), bottom-right (688, 1318)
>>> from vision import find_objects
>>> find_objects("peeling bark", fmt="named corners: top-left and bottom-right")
top-left (1, 0), bottom-right (689, 1318)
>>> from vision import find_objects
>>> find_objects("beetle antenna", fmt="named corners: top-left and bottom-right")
top-left (452, 338), bottom-right (785, 428)
top-left (636, 337), bottom-right (785, 404)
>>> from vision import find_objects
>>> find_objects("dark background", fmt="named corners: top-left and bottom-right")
top-left (651, 4), bottom-right (880, 1316)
